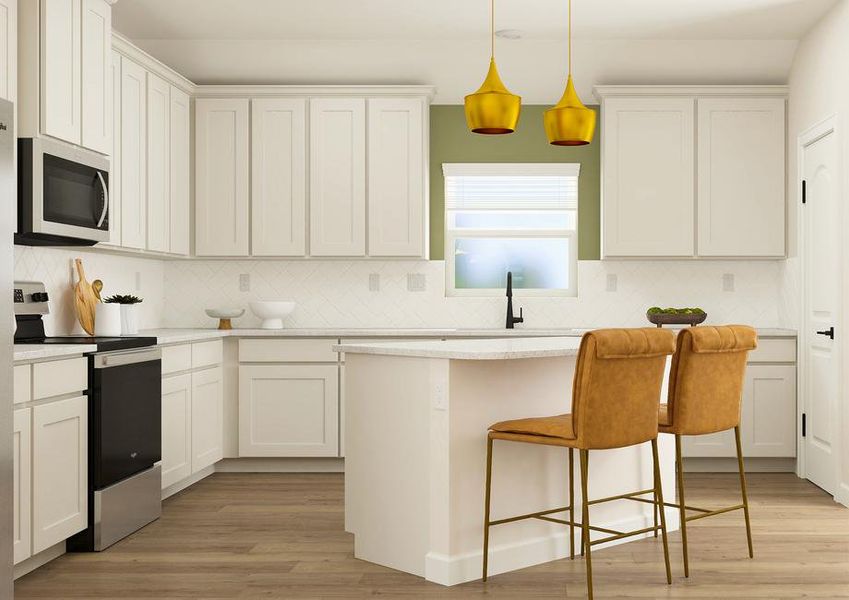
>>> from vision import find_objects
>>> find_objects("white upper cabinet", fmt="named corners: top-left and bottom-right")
top-left (367, 98), bottom-right (425, 257)
top-left (0, 0), bottom-right (17, 103)
top-left (169, 85), bottom-right (191, 255)
top-left (697, 97), bottom-right (785, 257)
top-left (597, 86), bottom-right (787, 259)
top-left (80, 0), bottom-right (111, 154)
top-left (195, 98), bottom-right (250, 256)
top-left (106, 48), bottom-right (121, 246)
top-left (309, 98), bottom-right (366, 256)
top-left (20, 0), bottom-right (111, 153)
top-left (251, 98), bottom-right (306, 256)
top-left (119, 56), bottom-right (146, 250)
top-left (40, 0), bottom-right (82, 145)
top-left (146, 72), bottom-right (170, 252)
top-left (601, 96), bottom-right (695, 257)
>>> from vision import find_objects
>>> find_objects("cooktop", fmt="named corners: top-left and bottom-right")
top-left (15, 335), bottom-right (158, 353)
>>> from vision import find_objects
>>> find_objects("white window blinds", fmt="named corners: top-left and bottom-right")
top-left (443, 163), bottom-right (580, 211)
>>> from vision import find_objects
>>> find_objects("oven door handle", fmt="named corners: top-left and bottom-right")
top-left (94, 348), bottom-right (161, 369)
top-left (96, 170), bottom-right (109, 229)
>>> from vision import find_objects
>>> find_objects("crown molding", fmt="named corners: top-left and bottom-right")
top-left (194, 84), bottom-right (437, 101)
top-left (112, 31), bottom-right (197, 95)
top-left (593, 85), bottom-right (789, 102)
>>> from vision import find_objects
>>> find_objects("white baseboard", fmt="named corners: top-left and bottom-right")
top-left (836, 482), bottom-right (849, 508)
top-left (683, 457), bottom-right (796, 473)
top-left (424, 510), bottom-right (680, 587)
top-left (14, 542), bottom-right (65, 580)
top-left (214, 457), bottom-right (345, 473)
top-left (162, 465), bottom-right (215, 500)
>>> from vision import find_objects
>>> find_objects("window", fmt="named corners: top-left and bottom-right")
top-left (443, 163), bottom-right (579, 297)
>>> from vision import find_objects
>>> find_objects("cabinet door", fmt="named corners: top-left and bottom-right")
top-left (191, 366), bottom-right (223, 472)
top-left (80, 0), bottom-right (110, 154)
top-left (32, 395), bottom-right (87, 554)
top-left (195, 98), bottom-right (249, 256)
top-left (602, 97), bottom-right (695, 257)
top-left (741, 365), bottom-right (796, 457)
top-left (146, 72), bottom-right (170, 252)
top-left (0, 0), bottom-right (17, 103)
top-left (13, 407), bottom-right (32, 565)
top-left (119, 56), bottom-right (147, 249)
top-left (309, 98), bottom-right (366, 256)
top-left (106, 49), bottom-right (121, 246)
top-left (367, 98), bottom-right (425, 257)
top-left (169, 86), bottom-right (191, 255)
top-left (41, 0), bottom-right (81, 144)
top-left (251, 98), bottom-right (306, 256)
top-left (239, 364), bottom-right (339, 457)
top-left (697, 98), bottom-right (785, 257)
top-left (161, 374), bottom-right (192, 489)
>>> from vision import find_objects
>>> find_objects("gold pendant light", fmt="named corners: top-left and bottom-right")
top-left (464, 0), bottom-right (521, 134)
top-left (544, 0), bottom-right (596, 146)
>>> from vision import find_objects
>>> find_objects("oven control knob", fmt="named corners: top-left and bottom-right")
top-left (31, 292), bottom-right (49, 303)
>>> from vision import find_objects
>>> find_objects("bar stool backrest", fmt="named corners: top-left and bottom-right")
top-left (571, 328), bottom-right (675, 450)
top-left (666, 325), bottom-right (758, 436)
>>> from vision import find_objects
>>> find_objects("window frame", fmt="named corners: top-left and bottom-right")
top-left (442, 163), bottom-right (580, 298)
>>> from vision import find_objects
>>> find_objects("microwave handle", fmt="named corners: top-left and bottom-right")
top-left (96, 171), bottom-right (109, 229)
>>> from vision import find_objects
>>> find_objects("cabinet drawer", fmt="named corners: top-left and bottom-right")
top-left (749, 338), bottom-right (796, 363)
top-left (33, 358), bottom-right (88, 400)
top-left (161, 344), bottom-right (193, 375)
top-left (239, 339), bottom-right (338, 363)
top-left (192, 340), bottom-right (223, 369)
top-left (14, 365), bottom-right (32, 405)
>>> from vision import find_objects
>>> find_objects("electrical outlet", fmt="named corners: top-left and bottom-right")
top-left (369, 273), bottom-right (380, 292)
top-left (239, 273), bottom-right (251, 292)
top-left (407, 273), bottom-right (426, 292)
top-left (606, 274), bottom-right (618, 292)
top-left (722, 273), bottom-right (735, 292)
top-left (433, 382), bottom-right (447, 411)
top-left (135, 272), bottom-right (142, 291)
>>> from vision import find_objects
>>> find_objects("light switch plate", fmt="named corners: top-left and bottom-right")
top-left (135, 272), bottom-right (142, 291)
top-left (369, 273), bottom-right (380, 292)
top-left (722, 273), bottom-right (735, 292)
top-left (407, 273), bottom-right (426, 292)
top-left (239, 273), bottom-right (251, 292)
top-left (606, 274), bottom-right (618, 292)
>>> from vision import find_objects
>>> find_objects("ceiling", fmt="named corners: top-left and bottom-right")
top-left (113, 0), bottom-right (838, 42)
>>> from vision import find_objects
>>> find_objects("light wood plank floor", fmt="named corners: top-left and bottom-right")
top-left (14, 473), bottom-right (849, 599)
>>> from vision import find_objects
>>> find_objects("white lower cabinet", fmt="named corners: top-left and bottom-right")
top-left (239, 364), bottom-right (339, 457)
top-left (161, 373), bottom-right (192, 488)
top-left (191, 366), bottom-right (224, 472)
top-left (32, 395), bottom-right (88, 554)
top-left (682, 362), bottom-right (797, 459)
top-left (13, 407), bottom-right (32, 565)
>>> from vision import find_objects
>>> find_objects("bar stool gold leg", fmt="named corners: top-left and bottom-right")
top-left (569, 447), bottom-right (575, 560)
top-left (652, 457), bottom-right (659, 538)
top-left (734, 425), bottom-right (754, 558)
top-left (482, 437), bottom-right (494, 581)
top-left (653, 439), bottom-right (672, 585)
top-left (675, 434), bottom-right (689, 577)
top-left (580, 449), bottom-right (593, 600)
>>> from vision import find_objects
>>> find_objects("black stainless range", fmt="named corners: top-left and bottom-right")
top-left (14, 281), bottom-right (162, 551)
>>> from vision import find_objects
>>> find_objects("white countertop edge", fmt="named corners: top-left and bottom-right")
top-left (334, 337), bottom-right (585, 360)
top-left (14, 344), bottom-right (98, 362)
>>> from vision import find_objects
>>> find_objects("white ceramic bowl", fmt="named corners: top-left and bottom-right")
top-left (249, 301), bottom-right (296, 329)
top-left (205, 308), bottom-right (245, 319)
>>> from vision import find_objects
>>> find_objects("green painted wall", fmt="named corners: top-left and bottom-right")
top-left (429, 104), bottom-right (600, 260)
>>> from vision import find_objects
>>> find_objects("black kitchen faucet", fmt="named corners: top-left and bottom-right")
top-left (505, 271), bottom-right (524, 329)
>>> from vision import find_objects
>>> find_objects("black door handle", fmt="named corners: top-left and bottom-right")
top-left (816, 326), bottom-right (835, 340)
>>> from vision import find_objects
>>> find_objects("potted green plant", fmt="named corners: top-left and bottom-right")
top-left (104, 294), bottom-right (144, 335)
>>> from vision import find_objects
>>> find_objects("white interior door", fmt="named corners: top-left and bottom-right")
top-left (802, 123), bottom-right (840, 495)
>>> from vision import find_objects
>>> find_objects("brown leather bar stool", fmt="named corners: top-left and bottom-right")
top-left (655, 324), bottom-right (758, 577)
top-left (481, 328), bottom-right (676, 600)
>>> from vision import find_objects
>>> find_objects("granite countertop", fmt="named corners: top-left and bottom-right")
top-left (14, 344), bottom-right (98, 362)
top-left (142, 326), bottom-right (798, 346)
top-left (333, 336), bottom-right (584, 360)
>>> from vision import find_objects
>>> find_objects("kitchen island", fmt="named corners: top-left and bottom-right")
top-left (336, 337), bottom-right (678, 586)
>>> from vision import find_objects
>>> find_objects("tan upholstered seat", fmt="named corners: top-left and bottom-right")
top-left (482, 328), bottom-right (677, 600)
top-left (657, 324), bottom-right (758, 578)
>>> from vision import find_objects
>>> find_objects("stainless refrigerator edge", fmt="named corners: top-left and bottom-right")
top-left (0, 97), bottom-right (16, 598)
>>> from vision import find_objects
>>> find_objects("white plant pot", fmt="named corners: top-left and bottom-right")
top-left (120, 304), bottom-right (139, 335)
top-left (95, 304), bottom-right (122, 336)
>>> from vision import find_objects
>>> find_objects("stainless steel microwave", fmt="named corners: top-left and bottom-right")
top-left (17, 137), bottom-right (110, 246)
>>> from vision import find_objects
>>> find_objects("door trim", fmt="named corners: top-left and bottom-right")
top-left (797, 113), bottom-right (846, 505)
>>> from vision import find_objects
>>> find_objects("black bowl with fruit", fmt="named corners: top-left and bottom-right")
top-left (646, 307), bottom-right (707, 327)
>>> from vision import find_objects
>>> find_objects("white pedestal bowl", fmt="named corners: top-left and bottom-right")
top-left (249, 301), bottom-right (296, 329)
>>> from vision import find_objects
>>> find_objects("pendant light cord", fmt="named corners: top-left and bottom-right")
top-left (490, 0), bottom-right (495, 59)
top-left (568, 0), bottom-right (572, 76)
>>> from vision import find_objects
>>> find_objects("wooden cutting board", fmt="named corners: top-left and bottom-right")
top-left (74, 258), bottom-right (98, 335)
